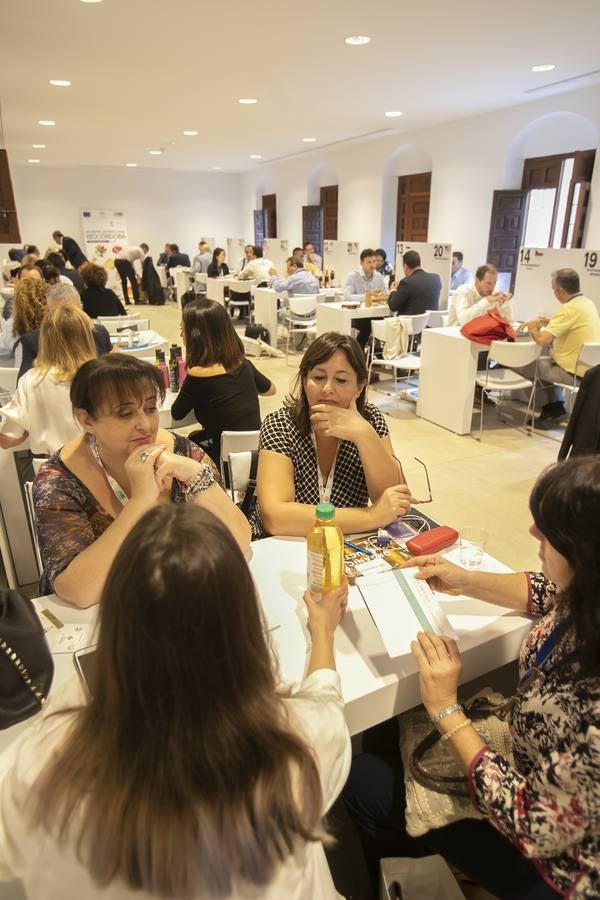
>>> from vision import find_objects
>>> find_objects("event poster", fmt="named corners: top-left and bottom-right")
top-left (395, 241), bottom-right (453, 308)
top-left (512, 247), bottom-right (600, 319)
top-left (80, 209), bottom-right (129, 289)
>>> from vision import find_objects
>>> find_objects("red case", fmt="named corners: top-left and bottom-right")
top-left (405, 526), bottom-right (458, 556)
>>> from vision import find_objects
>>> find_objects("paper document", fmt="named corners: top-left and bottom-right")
top-left (358, 566), bottom-right (456, 658)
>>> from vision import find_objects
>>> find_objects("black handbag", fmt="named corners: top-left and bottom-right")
top-left (0, 589), bottom-right (54, 730)
top-left (245, 323), bottom-right (270, 345)
top-left (239, 450), bottom-right (259, 519)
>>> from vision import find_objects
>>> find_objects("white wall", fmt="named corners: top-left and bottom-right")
top-left (1, 166), bottom-right (243, 263)
top-left (241, 83), bottom-right (600, 270)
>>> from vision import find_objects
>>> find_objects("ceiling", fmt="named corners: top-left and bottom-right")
top-left (2, 0), bottom-right (600, 174)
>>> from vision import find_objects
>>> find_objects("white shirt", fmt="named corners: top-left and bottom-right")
top-left (238, 257), bottom-right (274, 283)
top-left (0, 367), bottom-right (82, 454)
top-left (0, 316), bottom-right (15, 359)
top-left (448, 283), bottom-right (516, 326)
top-left (0, 669), bottom-right (350, 900)
top-left (116, 246), bottom-right (145, 266)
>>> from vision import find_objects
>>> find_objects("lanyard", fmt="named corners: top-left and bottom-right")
top-left (88, 435), bottom-right (128, 507)
top-left (311, 433), bottom-right (339, 504)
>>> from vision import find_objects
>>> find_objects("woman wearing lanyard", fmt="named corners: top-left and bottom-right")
top-left (343, 455), bottom-right (600, 899)
top-left (33, 354), bottom-right (251, 607)
top-left (251, 331), bottom-right (412, 539)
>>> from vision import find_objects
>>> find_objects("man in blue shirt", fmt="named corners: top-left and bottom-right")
top-left (344, 248), bottom-right (388, 348)
top-left (269, 257), bottom-right (320, 297)
top-left (450, 251), bottom-right (473, 291)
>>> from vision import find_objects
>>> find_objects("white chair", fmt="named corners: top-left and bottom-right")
top-left (283, 296), bottom-right (317, 364)
top-left (219, 430), bottom-right (260, 489)
top-left (553, 342), bottom-right (600, 412)
top-left (474, 340), bottom-right (542, 441)
top-left (24, 481), bottom-right (43, 577)
top-left (227, 280), bottom-right (253, 319)
top-left (425, 310), bottom-right (448, 328)
top-left (368, 313), bottom-right (430, 397)
top-left (99, 315), bottom-right (148, 334)
top-left (225, 450), bottom-right (257, 508)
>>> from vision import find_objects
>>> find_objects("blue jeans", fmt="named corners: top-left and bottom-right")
top-left (343, 747), bottom-right (559, 900)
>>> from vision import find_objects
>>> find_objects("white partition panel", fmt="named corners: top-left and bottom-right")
top-left (323, 240), bottom-right (361, 287)
top-left (395, 241), bottom-right (453, 308)
top-left (263, 239), bottom-right (289, 276)
top-left (227, 238), bottom-right (247, 272)
top-left (513, 246), bottom-right (600, 320)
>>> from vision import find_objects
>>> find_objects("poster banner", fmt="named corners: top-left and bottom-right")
top-left (263, 239), bottom-right (289, 277)
top-left (513, 247), bottom-right (600, 320)
top-left (80, 209), bottom-right (128, 290)
top-left (395, 241), bottom-right (453, 308)
top-left (323, 240), bottom-right (361, 287)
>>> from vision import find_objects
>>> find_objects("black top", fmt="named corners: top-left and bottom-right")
top-left (81, 285), bottom-right (127, 318)
top-left (170, 359), bottom-right (272, 439)
top-left (17, 324), bottom-right (112, 382)
top-left (166, 253), bottom-right (191, 269)
top-left (207, 262), bottom-right (230, 278)
top-left (60, 236), bottom-right (87, 270)
top-left (60, 267), bottom-right (85, 294)
top-left (388, 268), bottom-right (442, 315)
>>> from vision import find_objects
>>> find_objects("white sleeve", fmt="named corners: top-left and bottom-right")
top-left (455, 292), bottom-right (491, 326)
top-left (0, 371), bottom-right (31, 439)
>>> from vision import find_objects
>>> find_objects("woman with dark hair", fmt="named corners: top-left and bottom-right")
top-left (171, 299), bottom-right (275, 464)
top-left (33, 354), bottom-right (250, 606)
top-left (252, 331), bottom-right (411, 539)
top-left (375, 248), bottom-right (393, 279)
top-left (0, 505), bottom-right (350, 898)
top-left (344, 455), bottom-right (600, 899)
top-left (80, 262), bottom-right (126, 318)
top-left (206, 247), bottom-right (230, 278)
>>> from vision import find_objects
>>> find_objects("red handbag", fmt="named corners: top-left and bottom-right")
top-left (460, 307), bottom-right (516, 346)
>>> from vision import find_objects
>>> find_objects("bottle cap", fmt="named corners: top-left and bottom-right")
top-left (315, 502), bottom-right (336, 520)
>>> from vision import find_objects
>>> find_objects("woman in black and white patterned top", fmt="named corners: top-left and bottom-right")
top-left (252, 332), bottom-right (412, 539)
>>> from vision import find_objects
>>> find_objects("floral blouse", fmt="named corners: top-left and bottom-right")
top-left (33, 435), bottom-right (219, 596)
top-left (469, 573), bottom-right (600, 898)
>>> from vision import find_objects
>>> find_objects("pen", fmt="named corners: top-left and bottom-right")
top-left (344, 540), bottom-right (373, 556)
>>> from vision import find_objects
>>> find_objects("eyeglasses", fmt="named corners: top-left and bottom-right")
top-left (413, 457), bottom-right (432, 504)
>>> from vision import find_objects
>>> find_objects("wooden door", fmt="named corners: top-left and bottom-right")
top-left (486, 190), bottom-right (528, 291)
top-left (396, 172), bottom-right (431, 241)
top-left (320, 185), bottom-right (338, 240)
top-left (0, 151), bottom-right (21, 243)
top-left (262, 194), bottom-right (277, 238)
top-left (302, 205), bottom-right (324, 256)
top-left (522, 154), bottom-right (564, 189)
top-left (567, 182), bottom-right (591, 248)
top-left (253, 210), bottom-right (266, 247)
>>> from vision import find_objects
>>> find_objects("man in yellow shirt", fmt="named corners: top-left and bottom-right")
top-left (517, 268), bottom-right (600, 429)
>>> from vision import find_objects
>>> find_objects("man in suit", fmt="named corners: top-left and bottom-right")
top-left (52, 230), bottom-right (88, 269)
top-left (165, 243), bottom-right (191, 268)
top-left (388, 250), bottom-right (442, 315)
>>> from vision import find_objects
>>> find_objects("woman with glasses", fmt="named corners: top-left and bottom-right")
top-left (344, 455), bottom-right (600, 899)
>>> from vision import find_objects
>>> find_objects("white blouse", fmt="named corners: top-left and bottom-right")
top-left (0, 367), bottom-right (81, 455)
top-left (0, 668), bottom-right (351, 900)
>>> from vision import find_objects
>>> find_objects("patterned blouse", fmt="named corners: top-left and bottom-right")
top-left (469, 573), bottom-right (600, 898)
top-left (251, 403), bottom-right (389, 539)
top-left (33, 435), bottom-right (219, 596)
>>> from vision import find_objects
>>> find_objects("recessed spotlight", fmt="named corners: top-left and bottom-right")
top-left (239, 98), bottom-right (257, 104)
top-left (213, 166), bottom-right (223, 171)
top-left (303, 137), bottom-right (317, 143)
top-left (182, 130), bottom-right (198, 136)
top-left (28, 159), bottom-right (40, 164)
top-left (385, 110), bottom-right (403, 117)
top-left (149, 150), bottom-right (162, 155)
top-left (80, 0), bottom-right (103, 3)
top-left (126, 162), bottom-right (137, 167)
top-left (32, 144), bottom-right (46, 149)
top-left (345, 35), bottom-right (370, 45)
top-left (38, 120), bottom-right (55, 126)
top-left (531, 64), bottom-right (555, 72)
top-left (49, 79), bottom-right (71, 87)
top-left (249, 154), bottom-right (262, 160)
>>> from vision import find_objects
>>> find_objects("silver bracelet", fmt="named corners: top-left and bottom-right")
top-left (180, 468), bottom-right (212, 500)
top-left (431, 703), bottom-right (464, 725)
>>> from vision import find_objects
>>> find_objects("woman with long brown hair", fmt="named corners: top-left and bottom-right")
top-left (0, 304), bottom-right (96, 454)
top-left (0, 505), bottom-right (350, 898)
top-left (171, 298), bottom-right (275, 464)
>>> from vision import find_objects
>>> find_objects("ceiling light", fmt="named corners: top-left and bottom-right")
top-left (149, 150), bottom-right (162, 155)
top-left (345, 35), bottom-right (370, 45)
top-left (182, 130), bottom-right (198, 136)
top-left (212, 166), bottom-right (223, 170)
top-left (49, 79), bottom-right (71, 87)
top-left (531, 64), bottom-right (556, 72)
top-left (32, 144), bottom-right (46, 149)
top-left (28, 159), bottom-right (40, 164)
top-left (126, 162), bottom-right (137, 167)
top-left (239, 98), bottom-right (257, 104)
top-left (38, 120), bottom-right (55, 126)
top-left (249, 154), bottom-right (262, 160)
top-left (80, 0), bottom-right (103, 3)
top-left (385, 110), bottom-right (403, 117)
top-left (303, 137), bottom-right (317, 143)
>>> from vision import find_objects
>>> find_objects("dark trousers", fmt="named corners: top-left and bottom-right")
top-left (352, 318), bottom-right (372, 350)
top-left (114, 258), bottom-right (139, 304)
top-left (341, 724), bottom-right (559, 900)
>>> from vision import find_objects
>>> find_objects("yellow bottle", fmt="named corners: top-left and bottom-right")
top-left (307, 503), bottom-right (344, 595)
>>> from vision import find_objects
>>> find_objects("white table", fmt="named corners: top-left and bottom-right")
top-left (317, 301), bottom-right (390, 337)
top-left (0, 536), bottom-right (532, 751)
top-left (172, 267), bottom-right (194, 305)
top-left (112, 330), bottom-right (169, 358)
top-left (160, 390), bottom-right (196, 429)
top-left (417, 326), bottom-right (482, 434)
top-left (206, 277), bottom-right (232, 306)
top-left (254, 289), bottom-right (341, 346)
